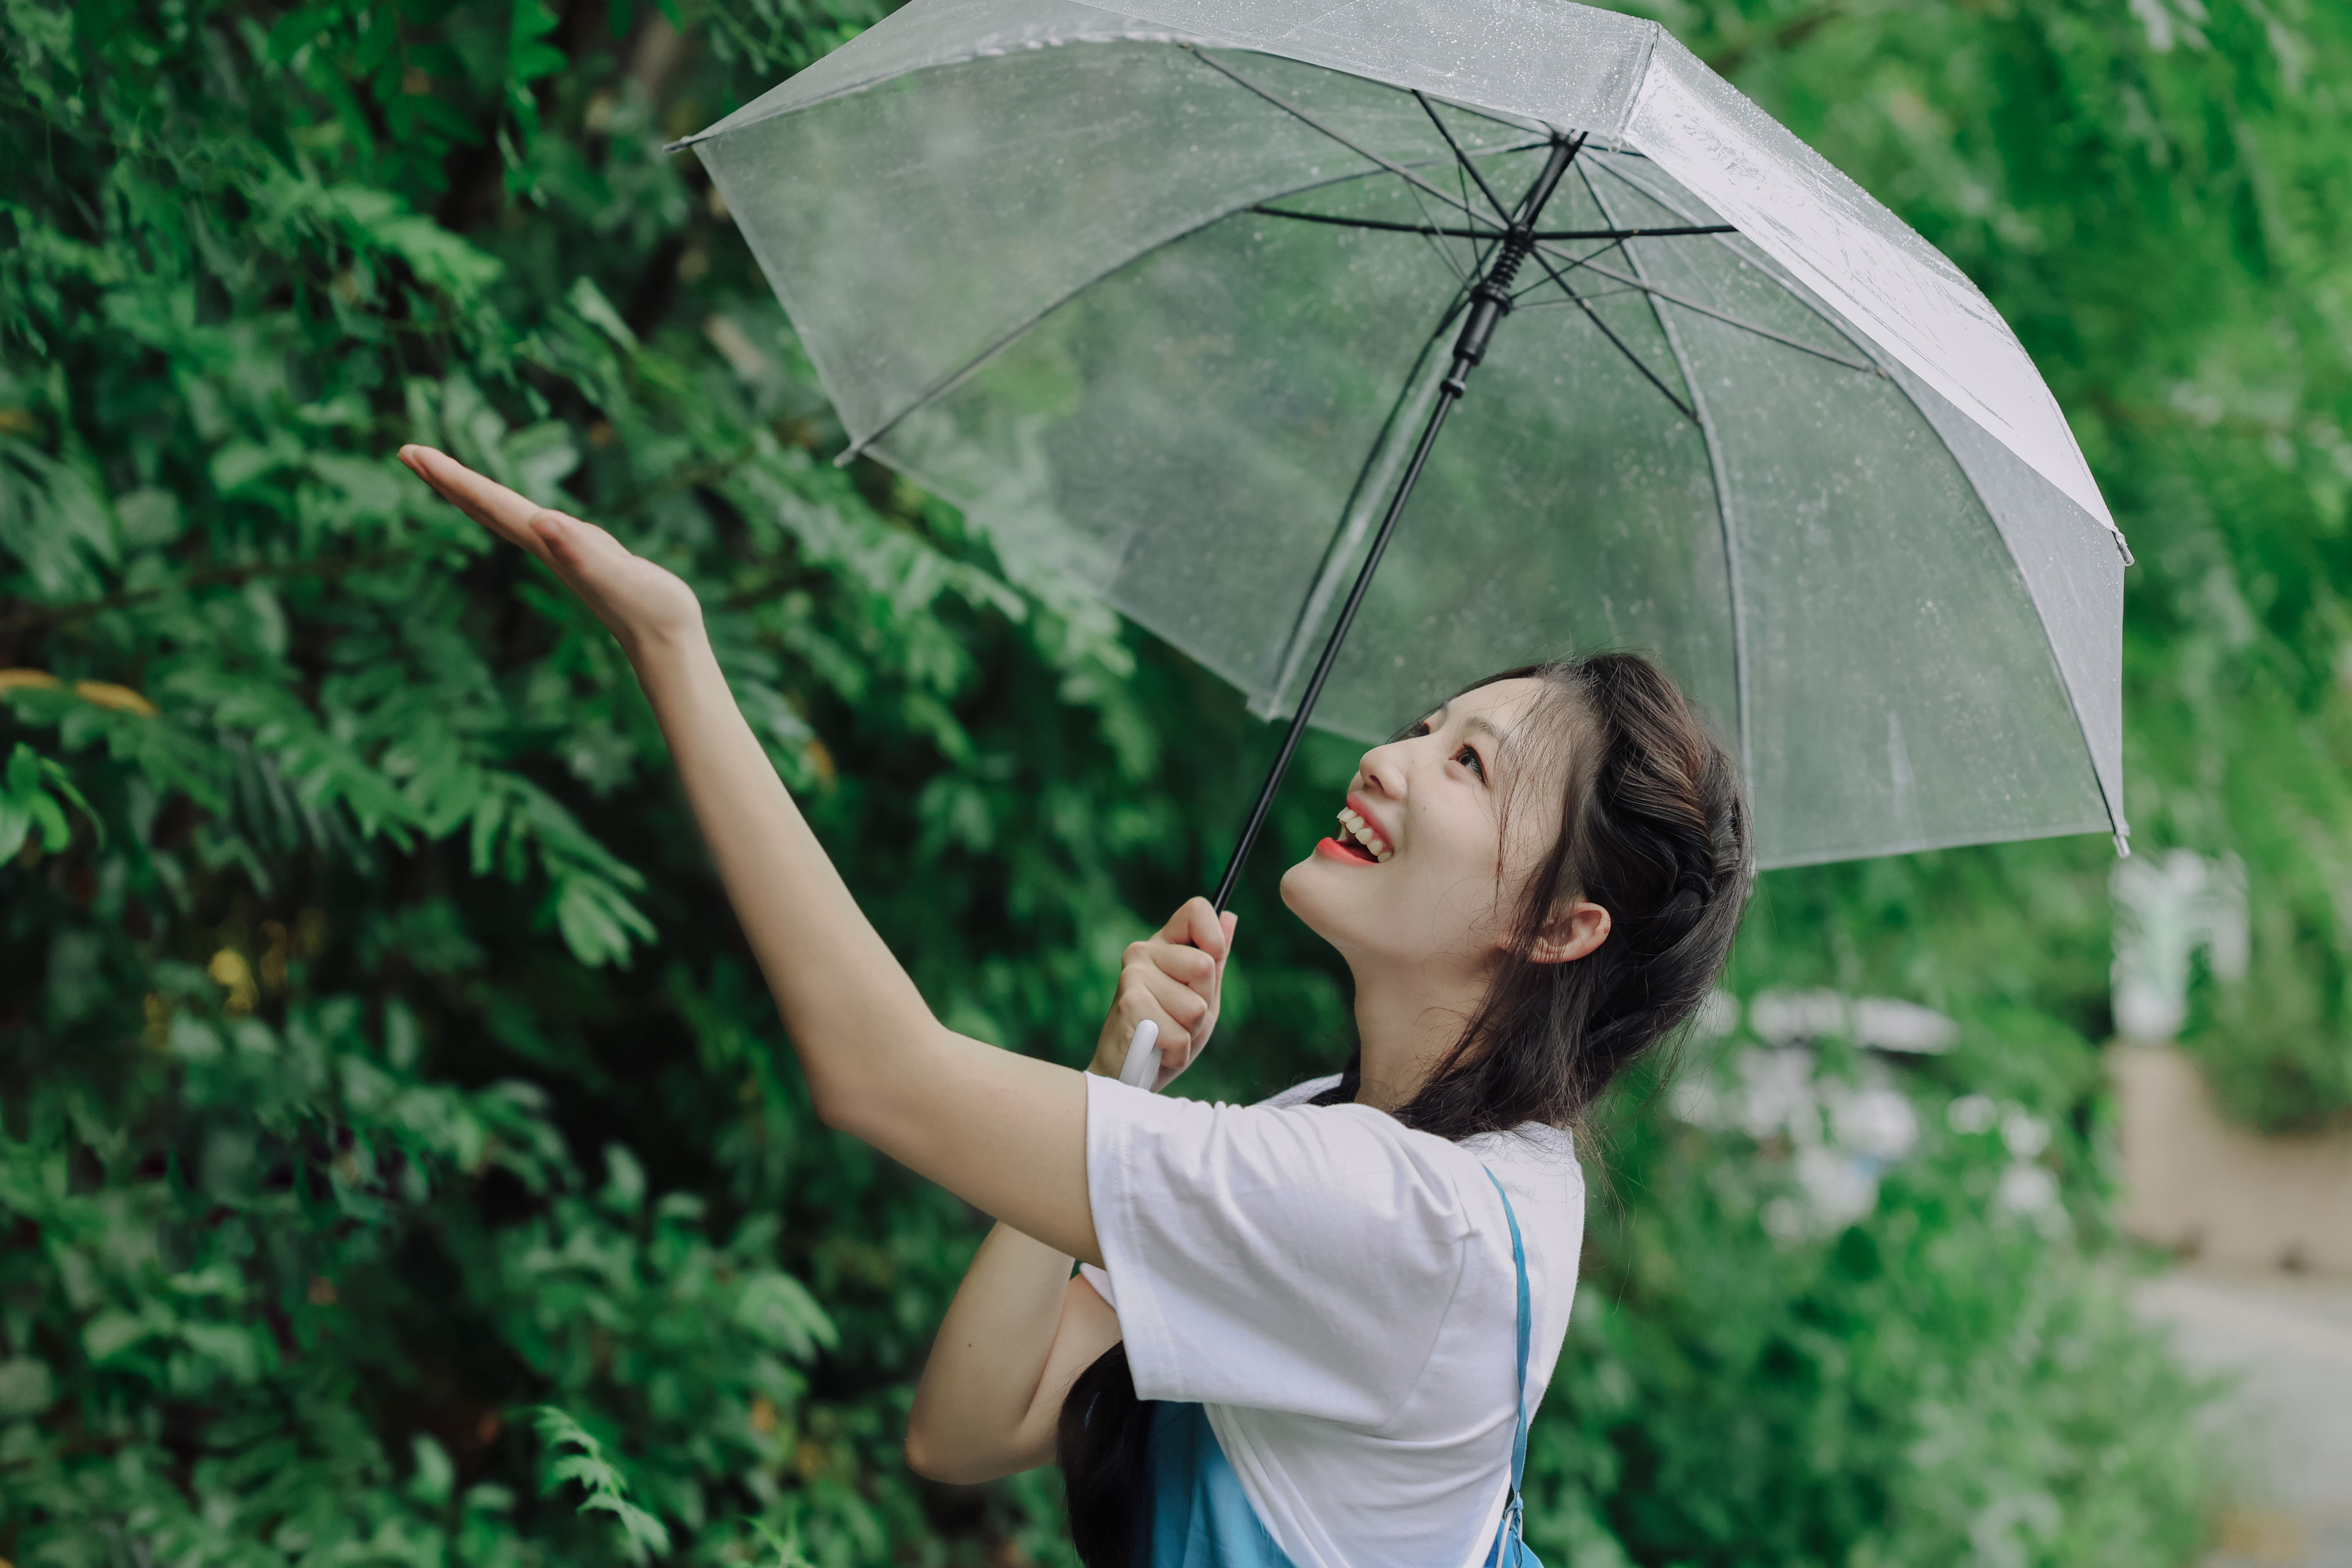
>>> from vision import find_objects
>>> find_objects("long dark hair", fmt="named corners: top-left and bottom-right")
top-left (1057, 653), bottom-right (1752, 1565)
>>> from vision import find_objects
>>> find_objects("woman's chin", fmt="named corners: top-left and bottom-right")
top-left (1278, 853), bottom-right (1358, 939)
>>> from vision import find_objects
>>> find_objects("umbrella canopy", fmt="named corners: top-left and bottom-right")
top-left (680, 0), bottom-right (2130, 873)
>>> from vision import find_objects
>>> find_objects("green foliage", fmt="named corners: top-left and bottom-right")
top-left (1637, 0), bottom-right (2352, 1130)
top-left (1538, 1094), bottom-right (2209, 1568)
top-left (0, 0), bottom-right (2324, 1561)
top-left (535, 1405), bottom-right (675, 1561)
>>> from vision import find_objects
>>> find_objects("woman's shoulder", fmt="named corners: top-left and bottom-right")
top-left (1240, 1076), bottom-right (1583, 1210)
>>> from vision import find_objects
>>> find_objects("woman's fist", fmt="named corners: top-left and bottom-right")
top-left (1089, 897), bottom-right (1238, 1091)
top-left (399, 445), bottom-right (703, 653)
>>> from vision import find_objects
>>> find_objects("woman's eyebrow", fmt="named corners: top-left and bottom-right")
top-left (1462, 716), bottom-right (1508, 747)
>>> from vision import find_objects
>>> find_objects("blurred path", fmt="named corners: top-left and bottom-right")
top-left (2136, 1268), bottom-right (2352, 1567)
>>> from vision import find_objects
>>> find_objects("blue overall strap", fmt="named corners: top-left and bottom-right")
top-left (1481, 1169), bottom-right (1535, 1567)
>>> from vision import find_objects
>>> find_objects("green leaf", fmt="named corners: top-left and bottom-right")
top-left (210, 441), bottom-right (286, 493)
top-left (0, 1357), bottom-right (56, 1417)
top-left (531, 1405), bottom-right (672, 1562)
top-left (82, 1311), bottom-right (155, 1363)
top-left (567, 275), bottom-right (639, 352)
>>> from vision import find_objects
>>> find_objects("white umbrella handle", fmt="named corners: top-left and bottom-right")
top-left (1117, 1019), bottom-right (1160, 1090)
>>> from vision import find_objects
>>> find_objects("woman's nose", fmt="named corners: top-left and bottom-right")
top-left (1357, 742), bottom-right (1407, 800)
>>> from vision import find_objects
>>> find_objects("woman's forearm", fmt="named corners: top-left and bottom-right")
top-left (625, 628), bottom-right (934, 1114)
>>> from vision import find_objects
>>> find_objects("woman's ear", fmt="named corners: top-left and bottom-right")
top-left (1529, 898), bottom-right (1610, 965)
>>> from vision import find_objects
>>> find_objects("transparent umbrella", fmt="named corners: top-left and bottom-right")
top-left (678, 0), bottom-right (2131, 897)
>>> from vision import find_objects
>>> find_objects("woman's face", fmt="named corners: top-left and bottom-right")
top-left (1279, 677), bottom-right (1568, 973)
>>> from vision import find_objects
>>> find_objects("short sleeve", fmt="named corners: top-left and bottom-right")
top-left (1084, 1073), bottom-right (1475, 1426)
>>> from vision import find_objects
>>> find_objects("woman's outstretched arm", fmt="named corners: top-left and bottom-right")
top-left (397, 447), bottom-right (1229, 1264)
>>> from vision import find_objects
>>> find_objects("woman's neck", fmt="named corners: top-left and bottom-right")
top-left (1346, 950), bottom-right (1491, 1110)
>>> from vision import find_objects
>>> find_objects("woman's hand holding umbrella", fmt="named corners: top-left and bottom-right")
top-left (1089, 897), bottom-right (1238, 1093)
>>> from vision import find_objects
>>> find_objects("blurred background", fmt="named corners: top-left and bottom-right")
top-left (3, 0), bottom-right (2350, 1563)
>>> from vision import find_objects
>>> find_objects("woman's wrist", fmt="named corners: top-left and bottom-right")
top-left (620, 615), bottom-right (714, 675)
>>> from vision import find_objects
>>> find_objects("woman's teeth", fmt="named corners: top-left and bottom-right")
top-left (1335, 807), bottom-right (1393, 862)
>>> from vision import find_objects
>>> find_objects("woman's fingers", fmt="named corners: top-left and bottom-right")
top-left (1156, 896), bottom-right (1229, 963)
top-left (399, 445), bottom-right (566, 562)
top-left (1129, 937), bottom-right (1214, 989)
top-left (1128, 962), bottom-right (1210, 1030)
top-left (399, 444), bottom-right (706, 648)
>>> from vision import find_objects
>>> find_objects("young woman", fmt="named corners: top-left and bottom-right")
top-left (399, 444), bottom-right (1750, 1568)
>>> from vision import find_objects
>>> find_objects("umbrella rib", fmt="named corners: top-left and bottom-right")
top-left (1535, 240), bottom-right (1879, 372)
top-left (1584, 159), bottom-right (1903, 367)
top-left (1247, 207), bottom-right (1732, 242)
top-left (1405, 175), bottom-right (1477, 284)
top-left (1510, 235), bottom-right (1626, 300)
top-left (1523, 249), bottom-right (1698, 423)
top-left (1413, 90), bottom-right (1513, 222)
top-left (1179, 46), bottom-right (1498, 229)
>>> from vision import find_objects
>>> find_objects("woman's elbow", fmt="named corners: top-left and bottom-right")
top-left (902, 1426), bottom-right (947, 1481)
top-left (807, 1069), bottom-right (887, 1141)
top-left (903, 1425), bottom-right (1001, 1486)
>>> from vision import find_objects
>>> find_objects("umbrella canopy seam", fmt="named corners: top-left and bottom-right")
top-left (1873, 362), bottom-right (2134, 846)
top-left (1581, 160), bottom-right (1752, 789)
top-left (1256, 308), bottom-right (1465, 721)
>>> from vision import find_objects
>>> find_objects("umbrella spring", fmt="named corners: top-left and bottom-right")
top-left (1444, 135), bottom-right (1581, 392)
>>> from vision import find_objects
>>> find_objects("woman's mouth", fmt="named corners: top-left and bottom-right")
top-left (1331, 804), bottom-right (1393, 862)
top-left (1317, 835), bottom-right (1380, 865)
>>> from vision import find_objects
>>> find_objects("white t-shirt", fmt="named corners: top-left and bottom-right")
top-left (1080, 1071), bottom-right (1585, 1568)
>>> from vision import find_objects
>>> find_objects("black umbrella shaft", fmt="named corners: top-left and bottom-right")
top-left (1211, 136), bottom-right (1581, 912)
top-left (1211, 373), bottom-right (1465, 911)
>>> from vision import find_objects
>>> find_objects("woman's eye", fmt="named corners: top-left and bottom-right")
top-left (1456, 745), bottom-right (1486, 781)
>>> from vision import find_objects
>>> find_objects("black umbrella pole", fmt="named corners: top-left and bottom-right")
top-left (1207, 135), bottom-right (1581, 914)
top-left (1210, 372), bottom-right (1466, 911)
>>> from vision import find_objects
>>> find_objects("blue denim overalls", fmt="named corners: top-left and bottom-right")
top-left (1134, 1170), bottom-right (1542, 1568)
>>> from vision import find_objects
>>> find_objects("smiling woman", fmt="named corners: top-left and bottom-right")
top-left (935, 658), bottom-right (1752, 1568)
top-left (399, 435), bottom-right (1751, 1568)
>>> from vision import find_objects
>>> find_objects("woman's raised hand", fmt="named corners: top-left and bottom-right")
top-left (399, 445), bottom-right (703, 653)
top-left (1091, 897), bottom-right (1238, 1091)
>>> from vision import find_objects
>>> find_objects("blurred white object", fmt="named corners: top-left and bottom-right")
top-left (1672, 1046), bottom-right (1922, 1237)
top-left (1691, 988), bottom-right (1740, 1040)
top-left (1749, 989), bottom-right (1850, 1047)
top-left (1996, 1161), bottom-right (2068, 1236)
top-left (2111, 848), bottom-right (2248, 1042)
top-left (2002, 1109), bottom-right (2053, 1160)
top-left (1749, 988), bottom-right (1959, 1053)
top-left (1825, 1078), bottom-right (1920, 1161)
top-left (1947, 1092), bottom-right (1999, 1135)
top-left (1850, 996), bottom-right (1960, 1055)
